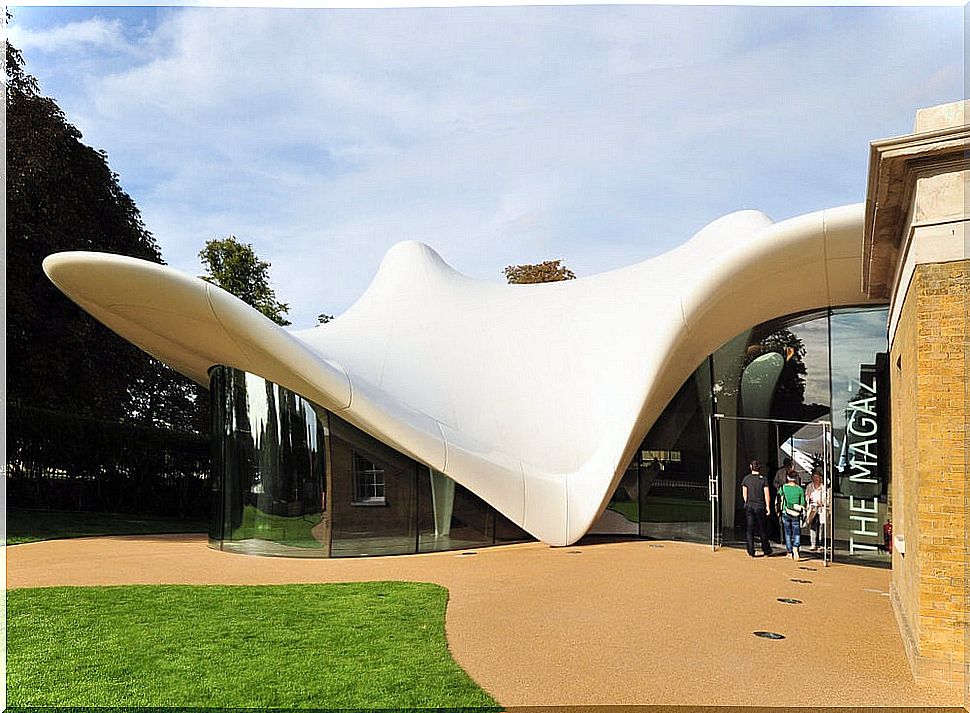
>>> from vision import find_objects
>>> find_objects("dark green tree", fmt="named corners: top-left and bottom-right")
top-left (758, 329), bottom-right (808, 415)
top-left (7, 38), bottom-right (206, 436)
top-left (742, 327), bottom-right (826, 425)
top-left (199, 237), bottom-right (291, 326)
top-left (6, 39), bottom-right (196, 425)
top-left (504, 259), bottom-right (576, 284)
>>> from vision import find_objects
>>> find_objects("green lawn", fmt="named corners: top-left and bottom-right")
top-left (7, 582), bottom-right (498, 708)
top-left (641, 495), bottom-right (710, 523)
top-left (231, 504), bottom-right (325, 549)
top-left (607, 496), bottom-right (709, 524)
top-left (607, 500), bottom-right (638, 522)
top-left (6, 509), bottom-right (207, 545)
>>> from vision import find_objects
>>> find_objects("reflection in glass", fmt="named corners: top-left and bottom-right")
top-left (329, 416), bottom-right (417, 557)
top-left (638, 361), bottom-right (713, 543)
top-left (589, 457), bottom-right (639, 535)
top-left (417, 471), bottom-right (493, 552)
top-left (353, 452), bottom-right (386, 504)
top-left (829, 307), bottom-right (890, 565)
top-left (761, 317), bottom-right (831, 556)
top-left (210, 366), bottom-right (329, 557)
top-left (210, 302), bottom-right (891, 567)
top-left (712, 310), bottom-right (832, 539)
top-left (708, 307), bottom-right (890, 564)
top-left (210, 366), bottom-right (533, 557)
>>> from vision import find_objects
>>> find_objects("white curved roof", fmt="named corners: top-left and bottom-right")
top-left (43, 203), bottom-right (881, 545)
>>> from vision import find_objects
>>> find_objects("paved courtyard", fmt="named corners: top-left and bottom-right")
top-left (6, 535), bottom-right (963, 708)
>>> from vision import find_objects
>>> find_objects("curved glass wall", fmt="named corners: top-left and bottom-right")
top-left (637, 364), bottom-right (713, 542)
top-left (712, 309), bottom-right (833, 539)
top-left (708, 306), bottom-right (890, 564)
top-left (212, 302), bottom-right (890, 563)
top-left (210, 367), bottom-right (329, 556)
top-left (209, 366), bottom-right (530, 557)
top-left (591, 305), bottom-right (890, 566)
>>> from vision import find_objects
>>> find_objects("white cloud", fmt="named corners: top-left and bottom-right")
top-left (9, 17), bottom-right (130, 54)
top-left (14, 6), bottom-right (963, 328)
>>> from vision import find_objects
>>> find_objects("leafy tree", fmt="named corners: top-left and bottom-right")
top-left (6, 34), bottom-right (210, 520)
top-left (199, 237), bottom-right (291, 326)
top-left (6, 37), bottom-right (206, 435)
top-left (126, 361), bottom-right (208, 433)
top-left (739, 327), bottom-right (826, 426)
top-left (6, 38), bottom-right (203, 431)
top-left (504, 259), bottom-right (576, 284)
top-left (758, 329), bottom-right (807, 413)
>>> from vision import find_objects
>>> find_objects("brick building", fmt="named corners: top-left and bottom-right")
top-left (863, 100), bottom-right (969, 692)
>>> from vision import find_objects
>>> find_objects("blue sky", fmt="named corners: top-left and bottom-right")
top-left (9, 6), bottom-right (963, 328)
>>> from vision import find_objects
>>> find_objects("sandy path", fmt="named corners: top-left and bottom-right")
top-left (6, 535), bottom-right (961, 708)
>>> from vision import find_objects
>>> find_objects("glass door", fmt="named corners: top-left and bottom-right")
top-left (712, 414), bottom-right (834, 565)
top-left (709, 413), bottom-right (722, 551)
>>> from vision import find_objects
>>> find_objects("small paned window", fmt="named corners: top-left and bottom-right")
top-left (353, 451), bottom-right (386, 504)
top-left (640, 449), bottom-right (682, 463)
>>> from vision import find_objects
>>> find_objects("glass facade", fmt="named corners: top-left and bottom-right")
top-left (209, 366), bottom-right (529, 557)
top-left (328, 415), bottom-right (418, 556)
top-left (637, 365), bottom-right (713, 542)
top-left (210, 367), bottom-right (328, 556)
top-left (712, 309), bottom-right (834, 540)
top-left (592, 306), bottom-right (891, 566)
top-left (828, 309), bottom-right (892, 565)
top-left (213, 303), bottom-right (890, 564)
top-left (417, 471), bottom-right (495, 552)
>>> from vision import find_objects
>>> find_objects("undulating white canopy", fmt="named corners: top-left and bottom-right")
top-left (44, 203), bottom-right (880, 545)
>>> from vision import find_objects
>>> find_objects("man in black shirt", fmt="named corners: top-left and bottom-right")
top-left (741, 460), bottom-right (773, 557)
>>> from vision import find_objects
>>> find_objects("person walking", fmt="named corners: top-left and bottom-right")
top-left (773, 458), bottom-right (795, 491)
top-left (805, 469), bottom-right (827, 552)
top-left (771, 458), bottom-right (796, 543)
top-left (779, 471), bottom-right (806, 560)
top-left (741, 460), bottom-right (772, 558)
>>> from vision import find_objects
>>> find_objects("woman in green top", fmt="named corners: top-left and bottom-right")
top-left (780, 471), bottom-right (807, 560)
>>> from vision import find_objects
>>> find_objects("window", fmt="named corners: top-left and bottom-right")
top-left (640, 449), bottom-right (682, 463)
top-left (353, 451), bottom-right (386, 504)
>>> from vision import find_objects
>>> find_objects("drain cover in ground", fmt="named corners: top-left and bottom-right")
top-left (753, 631), bottom-right (786, 640)
top-left (649, 544), bottom-right (664, 548)
top-left (799, 566), bottom-right (817, 571)
top-left (458, 551), bottom-right (477, 556)
top-left (777, 597), bottom-right (802, 604)
top-left (790, 578), bottom-right (812, 584)
top-left (567, 550), bottom-right (582, 554)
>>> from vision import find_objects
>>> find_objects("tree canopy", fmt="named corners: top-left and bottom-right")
top-left (6, 39), bottom-right (205, 433)
top-left (504, 260), bottom-right (577, 284)
top-left (199, 237), bottom-right (291, 326)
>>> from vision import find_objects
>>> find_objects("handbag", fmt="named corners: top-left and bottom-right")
top-left (782, 486), bottom-right (804, 518)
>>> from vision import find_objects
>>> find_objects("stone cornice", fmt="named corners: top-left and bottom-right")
top-left (862, 123), bottom-right (969, 298)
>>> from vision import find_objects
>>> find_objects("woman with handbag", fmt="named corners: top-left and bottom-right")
top-left (780, 471), bottom-right (807, 561)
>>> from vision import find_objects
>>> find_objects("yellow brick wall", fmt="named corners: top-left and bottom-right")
top-left (890, 269), bottom-right (921, 657)
top-left (890, 259), bottom-right (969, 688)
